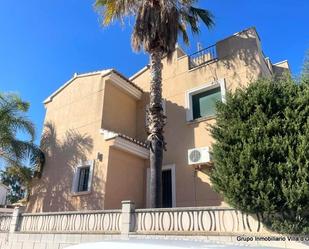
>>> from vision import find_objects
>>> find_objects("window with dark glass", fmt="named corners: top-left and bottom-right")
top-left (192, 87), bottom-right (221, 119)
top-left (77, 167), bottom-right (90, 192)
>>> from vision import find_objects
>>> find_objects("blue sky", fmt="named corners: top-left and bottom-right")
top-left (0, 0), bottom-right (308, 145)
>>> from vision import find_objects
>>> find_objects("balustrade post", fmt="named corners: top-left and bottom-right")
top-left (9, 207), bottom-right (21, 233)
top-left (121, 200), bottom-right (135, 236)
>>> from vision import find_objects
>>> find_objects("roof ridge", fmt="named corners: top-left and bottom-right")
top-left (75, 69), bottom-right (112, 77)
top-left (43, 69), bottom-right (112, 104)
top-left (43, 68), bottom-right (144, 104)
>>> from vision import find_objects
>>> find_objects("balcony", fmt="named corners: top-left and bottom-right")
top-left (188, 44), bottom-right (217, 70)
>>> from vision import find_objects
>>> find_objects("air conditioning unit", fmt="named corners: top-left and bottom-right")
top-left (188, 147), bottom-right (212, 165)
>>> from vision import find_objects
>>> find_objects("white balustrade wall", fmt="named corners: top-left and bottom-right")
top-left (0, 203), bottom-right (306, 249)
top-left (18, 210), bottom-right (122, 233)
top-left (133, 207), bottom-right (267, 235)
top-left (0, 214), bottom-right (12, 232)
top-left (0, 205), bottom-right (268, 235)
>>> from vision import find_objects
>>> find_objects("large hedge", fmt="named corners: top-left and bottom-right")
top-left (210, 72), bottom-right (309, 234)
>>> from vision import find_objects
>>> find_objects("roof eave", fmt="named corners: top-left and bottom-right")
top-left (43, 69), bottom-right (143, 105)
top-left (43, 70), bottom-right (112, 105)
top-left (100, 129), bottom-right (149, 159)
top-left (106, 71), bottom-right (143, 100)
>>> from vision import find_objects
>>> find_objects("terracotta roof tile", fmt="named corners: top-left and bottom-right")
top-left (117, 133), bottom-right (148, 148)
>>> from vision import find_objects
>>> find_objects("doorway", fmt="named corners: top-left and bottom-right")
top-left (162, 169), bottom-right (172, 208)
top-left (146, 164), bottom-right (176, 208)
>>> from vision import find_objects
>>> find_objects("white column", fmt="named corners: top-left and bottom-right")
top-left (9, 207), bottom-right (21, 233)
top-left (121, 200), bottom-right (135, 236)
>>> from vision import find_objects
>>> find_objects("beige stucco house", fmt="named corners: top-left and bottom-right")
top-left (27, 27), bottom-right (289, 212)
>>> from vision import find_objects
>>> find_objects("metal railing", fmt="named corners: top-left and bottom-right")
top-left (188, 45), bottom-right (217, 70)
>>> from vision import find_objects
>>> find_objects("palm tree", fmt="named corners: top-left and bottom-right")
top-left (95, 0), bottom-right (214, 208)
top-left (0, 93), bottom-right (45, 202)
top-left (0, 164), bottom-right (34, 203)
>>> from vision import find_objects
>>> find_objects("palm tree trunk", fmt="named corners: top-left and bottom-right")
top-left (148, 48), bottom-right (165, 208)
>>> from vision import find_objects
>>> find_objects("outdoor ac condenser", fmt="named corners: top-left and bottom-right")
top-left (187, 147), bottom-right (212, 165)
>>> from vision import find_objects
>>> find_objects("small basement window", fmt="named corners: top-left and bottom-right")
top-left (72, 161), bottom-right (94, 194)
top-left (186, 79), bottom-right (226, 121)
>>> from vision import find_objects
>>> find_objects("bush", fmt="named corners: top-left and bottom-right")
top-left (210, 74), bottom-right (309, 234)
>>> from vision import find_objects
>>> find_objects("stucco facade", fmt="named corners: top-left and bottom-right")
top-left (27, 27), bottom-right (289, 212)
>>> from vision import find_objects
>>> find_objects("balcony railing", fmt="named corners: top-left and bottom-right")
top-left (188, 44), bottom-right (217, 70)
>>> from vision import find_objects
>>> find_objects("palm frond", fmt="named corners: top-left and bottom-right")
top-left (6, 165), bottom-right (33, 185)
top-left (95, 0), bottom-right (140, 25)
top-left (0, 93), bottom-right (29, 113)
top-left (0, 92), bottom-right (41, 169)
top-left (0, 93), bottom-right (34, 140)
top-left (180, 9), bottom-right (200, 34)
top-left (11, 117), bottom-right (35, 141)
top-left (178, 22), bottom-right (189, 45)
top-left (189, 6), bottom-right (214, 29)
top-left (95, 0), bottom-right (214, 59)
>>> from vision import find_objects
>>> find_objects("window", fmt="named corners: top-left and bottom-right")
top-left (192, 87), bottom-right (221, 119)
top-left (186, 79), bottom-right (226, 121)
top-left (72, 161), bottom-right (94, 194)
top-left (77, 167), bottom-right (90, 192)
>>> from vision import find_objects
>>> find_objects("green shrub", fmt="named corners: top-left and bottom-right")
top-left (210, 74), bottom-right (309, 234)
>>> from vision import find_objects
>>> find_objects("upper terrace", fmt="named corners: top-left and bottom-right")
top-left (188, 27), bottom-right (289, 75)
top-left (130, 27), bottom-right (290, 89)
